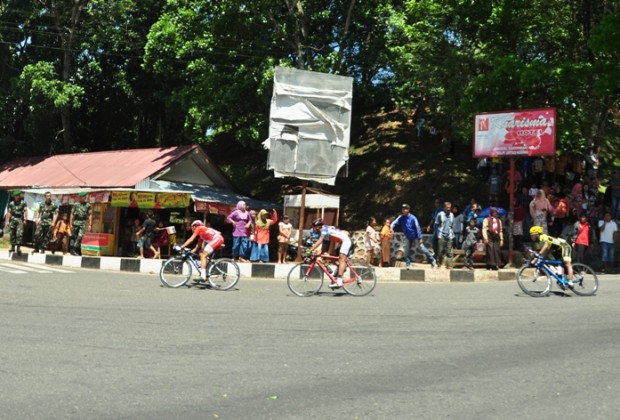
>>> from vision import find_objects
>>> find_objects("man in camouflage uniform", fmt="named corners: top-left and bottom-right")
top-left (33, 191), bottom-right (58, 254)
top-left (6, 190), bottom-right (27, 254)
top-left (69, 192), bottom-right (92, 256)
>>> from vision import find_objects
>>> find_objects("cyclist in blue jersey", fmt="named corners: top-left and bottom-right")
top-left (309, 218), bottom-right (352, 288)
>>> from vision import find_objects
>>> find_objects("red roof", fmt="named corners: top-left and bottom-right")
top-left (0, 145), bottom-right (200, 189)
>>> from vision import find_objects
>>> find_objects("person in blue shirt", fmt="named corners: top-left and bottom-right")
top-left (391, 204), bottom-right (436, 270)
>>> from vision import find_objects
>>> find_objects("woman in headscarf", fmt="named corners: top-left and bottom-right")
top-left (250, 209), bottom-right (278, 263)
top-left (226, 200), bottom-right (251, 262)
top-left (569, 181), bottom-right (584, 214)
top-left (529, 189), bottom-right (551, 234)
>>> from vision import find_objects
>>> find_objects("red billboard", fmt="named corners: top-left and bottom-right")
top-left (474, 108), bottom-right (556, 157)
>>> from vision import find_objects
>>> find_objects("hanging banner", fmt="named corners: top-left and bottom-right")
top-left (474, 108), bottom-right (556, 157)
top-left (110, 191), bottom-right (190, 208)
top-left (193, 200), bottom-right (234, 215)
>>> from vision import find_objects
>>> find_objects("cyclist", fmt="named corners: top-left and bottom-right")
top-left (529, 225), bottom-right (574, 286)
top-left (308, 218), bottom-right (351, 288)
top-left (179, 220), bottom-right (225, 280)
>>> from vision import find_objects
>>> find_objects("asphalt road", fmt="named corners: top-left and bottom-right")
top-left (1, 267), bottom-right (620, 419)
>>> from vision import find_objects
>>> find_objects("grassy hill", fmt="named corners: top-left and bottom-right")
top-left (211, 109), bottom-right (489, 229)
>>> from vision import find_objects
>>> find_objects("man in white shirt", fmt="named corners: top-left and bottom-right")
top-left (598, 211), bottom-right (618, 273)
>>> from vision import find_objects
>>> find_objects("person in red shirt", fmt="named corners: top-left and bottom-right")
top-left (573, 212), bottom-right (594, 265)
top-left (179, 220), bottom-right (225, 280)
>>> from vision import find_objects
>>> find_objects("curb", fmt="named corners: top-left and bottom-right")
top-left (0, 251), bottom-right (517, 282)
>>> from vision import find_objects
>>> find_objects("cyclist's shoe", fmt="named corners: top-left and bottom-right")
top-left (329, 278), bottom-right (344, 288)
top-left (406, 263), bottom-right (411, 271)
top-left (567, 280), bottom-right (574, 287)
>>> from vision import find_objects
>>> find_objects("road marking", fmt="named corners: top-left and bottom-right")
top-left (0, 265), bottom-right (27, 274)
top-left (0, 262), bottom-right (74, 274)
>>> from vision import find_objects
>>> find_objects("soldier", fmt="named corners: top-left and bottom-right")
top-left (33, 191), bottom-right (59, 254)
top-left (6, 190), bottom-right (27, 254)
top-left (69, 192), bottom-right (92, 256)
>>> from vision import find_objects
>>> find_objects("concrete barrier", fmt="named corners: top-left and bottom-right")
top-left (0, 250), bottom-right (517, 282)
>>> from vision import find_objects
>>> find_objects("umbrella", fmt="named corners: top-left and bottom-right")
top-left (478, 206), bottom-right (508, 218)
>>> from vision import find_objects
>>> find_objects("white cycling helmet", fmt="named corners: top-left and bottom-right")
top-left (191, 220), bottom-right (203, 228)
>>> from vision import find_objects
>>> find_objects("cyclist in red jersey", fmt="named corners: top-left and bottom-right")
top-left (179, 220), bottom-right (225, 280)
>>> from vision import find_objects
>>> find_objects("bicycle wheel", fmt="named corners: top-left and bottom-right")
top-left (516, 264), bottom-right (551, 297)
top-left (570, 263), bottom-right (599, 296)
top-left (343, 260), bottom-right (377, 296)
top-left (287, 263), bottom-right (324, 297)
top-left (207, 258), bottom-right (240, 290)
top-left (160, 258), bottom-right (192, 288)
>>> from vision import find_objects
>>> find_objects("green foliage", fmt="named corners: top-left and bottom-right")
top-left (0, 0), bottom-right (618, 174)
top-left (19, 62), bottom-right (85, 109)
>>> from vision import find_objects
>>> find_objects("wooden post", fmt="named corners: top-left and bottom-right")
top-left (295, 182), bottom-right (307, 262)
top-left (508, 157), bottom-right (515, 265)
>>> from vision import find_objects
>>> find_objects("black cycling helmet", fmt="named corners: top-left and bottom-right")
top-left (312, 218), bottom-right (324, 227)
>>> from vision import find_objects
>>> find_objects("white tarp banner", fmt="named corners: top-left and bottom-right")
top-left (262, 67), bottom-right (353, 185)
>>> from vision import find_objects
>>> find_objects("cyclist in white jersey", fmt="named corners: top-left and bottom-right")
top-left (309, 218), bottom-right (352, 288)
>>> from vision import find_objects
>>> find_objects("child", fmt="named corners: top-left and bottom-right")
top-left (379, 218), bottom-right (393, 267)
top-left (462, 218), bottom-right (480, 270)
top-left (365, 217), bottom-right (379, 266)
top-left (52, 213), bottom-right (70, 255)
top-left (277, 214), bottom-right (292, 263)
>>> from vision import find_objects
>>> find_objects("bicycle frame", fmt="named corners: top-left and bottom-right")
top-left (304, 254), bottom-right (361, 285)
top-left (535, 258), bottom-right (568, 285)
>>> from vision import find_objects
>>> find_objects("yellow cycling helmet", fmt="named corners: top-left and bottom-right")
top-left (529, 226), bottom-right (544, 235)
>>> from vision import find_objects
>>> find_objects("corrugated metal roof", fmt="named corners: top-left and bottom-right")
top-left (0, 146), bottom-right (200, 189)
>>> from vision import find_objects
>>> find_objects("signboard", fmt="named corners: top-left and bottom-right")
top-left (81, 232), bottom-right (114, 256)
top-left (110, 191), bottom-right (190, 209)
top-left (194, 200), bottom-right (235, 215)
top-left (474, 108), bottom-right (556, 157)
top-left (263, 66), bottom-right (353, 186)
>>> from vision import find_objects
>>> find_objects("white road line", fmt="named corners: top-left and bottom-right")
top-left (0, 265), bottom-right (27, 274)
top-left (0, 263), bottom-right (54, 274)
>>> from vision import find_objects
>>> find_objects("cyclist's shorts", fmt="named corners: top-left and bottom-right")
top-left (559, 243), bottom-right (572, 262)
top-left (202, 234), bottom-right (224, 255)
top-left (337, 236), bottom-right (352, 256)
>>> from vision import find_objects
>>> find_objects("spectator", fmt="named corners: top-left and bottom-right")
top-left (277, 214), bottom-right (292, 264)
top-left (488, 168), bottom-right (502, 205)
top-left (462, 218), bottom-right (480, 270)
top-left (379, 218), bottom-right (393, 267)
top-left (137, 210), bottom-right (159, 259)
top-left (6, 190), bottom-right (27, 254)
top-left (69, 192), bottom-right (92, 256)
top-left (452, 204), bottom-right (464, 248)
top-left (609, 170), bottom-right (620, 221)
top-left (573, 213), bottom-right (595, 266)
top-left (426, 198), bottom-right (442, 256)
top-left (226, 200), bottom-right (252, 262)
top-left (33, 191), bottom-right (58, 254)
top-left (598, 211), bottom-right (618, 273)
top-left (365, 217), bottom-right (379, 266)
top-left (513, 198), bottom-right (526, 251)
top-left (392, 204), bottom-right (436, 269)
top-left (529, 190), bottom-right (551, 234)
top-left (51, 213), bottom-right (69, 255)
top-left (482, 207), bottom-right (504, 270)
top-left (435, 201), bottom-right (455, 269)
top-left (250, 209), bottom-right (277, 263)
top-left (584, 146), bottom-right (600, 180)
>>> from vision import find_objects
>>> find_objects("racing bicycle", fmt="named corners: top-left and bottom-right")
top-left (160, 245), bottom-right (240, 290)
top-left (287, 253), bottom-right (376, 297)
top-left (516, 251), bottom-right (598, 297)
